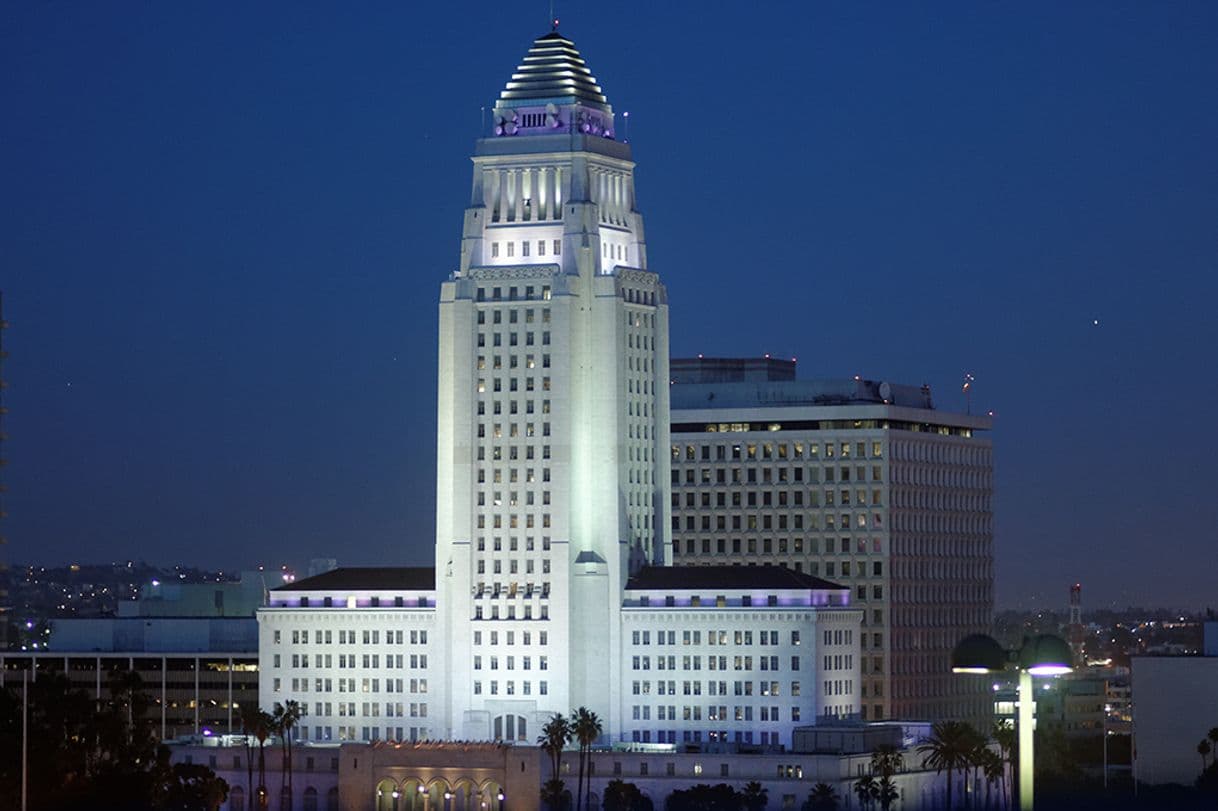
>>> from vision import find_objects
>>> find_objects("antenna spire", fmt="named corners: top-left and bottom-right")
top-left (550, 0), bottom-right (558, 30)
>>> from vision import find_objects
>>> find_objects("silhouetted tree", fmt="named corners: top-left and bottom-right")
top-left (571, 708), bottom-right (603, 811)
top-left (801, 784), bottom-right (838, 811)
top-left (919, 720), bottom-right (977, 811)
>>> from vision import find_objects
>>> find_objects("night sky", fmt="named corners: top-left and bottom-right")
top-left (3, 2), bottom-right (1216, 609)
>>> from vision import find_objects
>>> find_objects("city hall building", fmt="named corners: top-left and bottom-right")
top-left (258, 30), bottom-right (861, 748)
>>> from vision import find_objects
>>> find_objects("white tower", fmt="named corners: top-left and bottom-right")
top-left (434, 30), bottom-right (671, 743)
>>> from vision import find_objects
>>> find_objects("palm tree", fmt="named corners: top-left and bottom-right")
top-left (870, 745), bottom-right (904, 781)
top-left (570, 708), bottom-right (603, 811)
top-left (238, 703), bottom-right (260, 810)
top-left (853, 775), bottom-right (876, 811)
top-left (254, 708), bottom-right (274, 809)
top-left (802, 783), bottom-right (838, 811)
top-left (918, 720), bottom-right (977, 811)
top-left (274, 700), bottom-right (302, 809)
top-left (965, 724), bottom-right (989, 809)
top-left (539, 714), bottom-right (572, 811)
top-left (979, 750), bottom-right (1004, 811)
top-left (741, 781), bottom-right (768, 811)
top-left (991, 724), bottom-right (1015, 811)
top-left (869, 745), bottom-right (903, 811)
top-left (1200, 740), bottom-right (1212, 772)
top-left (1209, 727), bottom-right (1218, 749)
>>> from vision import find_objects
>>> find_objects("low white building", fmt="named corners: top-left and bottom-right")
top-left (258, 565), bottom-right (860, 749)
top-left (259, 568), bottom-right (442, 744)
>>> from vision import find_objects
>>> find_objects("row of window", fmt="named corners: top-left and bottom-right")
top-left (476, 304), bottom-right (550, 322)
top-left (489, 241), bottom-right (561, 260)
top-left (630, 629), bottom-right (798, 646)
top-left (676, 537), bottom-right (884, 557)
top-left (472, 679), bottom-right (548, 695)
top-left (477, 376), bottom-right (550, 393)
top-left (475, 536), bottom-right (550, 551)
top-left (477, 466), bottom-right (550, 484)
top-left (475, 558), bottom-right (551, 577)
top-left (278, 629), bottom-right (428, 646)
top-left (674, 466), bottom-right (884, 495)
top-left (630, 655), bottom-right (798, 672)
top-left (631, 704), bottom-right (800, 723)
top-left (477, 331), bottom-right (550, 348)
top-left (299, 700), bottom-right (428, 719)
top-left (475, 512), bottom-right (551, 529)
top-left (277, 653), bottom-right (429, 670)
top-left (477, 488), bottom-right (550, 505)
top-left (299, 724), bottom-right (428, 743)
top-left (472, 629), bottom-right (548, 646)
top-left (673, 467), bottom-right (884, 488)
top-left (477, 354), bottom-right (550, 371)
top-left (631, 680), bottom-right (799, 697)
top-left (472, 605), bottom-right (549, 620)
top-left (273, 673), bottom-right (429, 694)
top-left (281, 596), bottom-right (430, 608)
top-left (824, 679), bottom-right (854, 697)
top-left (674, 509), bottom-right (883, 532)
top-left (472, 654), bottom-right (547, 670)
top-left (477, 398), bottom-right (550, 416)
top-left (626, 730), bottom-right (784, 746)
top-left (674, 441), bottom-right (883, 462)
top-left (474, 582), bottom-right (550, 598)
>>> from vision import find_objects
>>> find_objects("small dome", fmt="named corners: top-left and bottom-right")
top-left (499, 31), bottom-right (608, 105)
top-left (951, 634), bottom-right (1007, 673)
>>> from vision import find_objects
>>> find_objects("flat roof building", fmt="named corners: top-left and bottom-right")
top-left (668, 360), bottom-right (994, 724)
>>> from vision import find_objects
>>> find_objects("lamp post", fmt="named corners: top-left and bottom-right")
top-left (420, 784), bottom-right (430, 811)
top-left (444, 790), bottom-right (453, 811)
top-left (952, 634), bottom-right (1073, 811)
top-left (497, 792), bottom-right (505, 811)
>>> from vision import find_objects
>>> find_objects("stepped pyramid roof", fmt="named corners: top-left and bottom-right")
top-left (499, 31), bottom-right (608, 105)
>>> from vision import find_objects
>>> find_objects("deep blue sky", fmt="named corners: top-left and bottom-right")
top-left (3, 2), bottom-right (1216, 609)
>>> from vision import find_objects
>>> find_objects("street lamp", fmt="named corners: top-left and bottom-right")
top-left (444, 790), bottom-right (453, 811)
top-left (420, 785), bottom-right (430, 811)
top-left (952, 634), bottom-right (1074, 811)
top-left (497, 792), bottom-right (505, 811)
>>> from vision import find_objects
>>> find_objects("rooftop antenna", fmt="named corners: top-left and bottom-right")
top-left (962, 372), bottom-right (974, 415)
top-left (550, 0), bottom-right (558, 31)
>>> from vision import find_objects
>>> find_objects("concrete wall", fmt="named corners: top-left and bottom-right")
top-left (1131, 656), bottom-right (1218, 786)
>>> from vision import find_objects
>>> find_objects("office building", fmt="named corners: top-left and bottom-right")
top-left (669, 363), bottom-right (993, 722)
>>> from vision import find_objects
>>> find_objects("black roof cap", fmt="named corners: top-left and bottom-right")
top-left (275, 567), bottom-right (435, 592)
top-left (626, 565), bottom-right (844, 592)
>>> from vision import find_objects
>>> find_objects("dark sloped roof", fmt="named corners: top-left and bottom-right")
top-left (626, 565), bottom-right (844, 592)
top-left (275, 567), bottom-right (435, 592)
top-left (499, 31), bottom-right (607, 105)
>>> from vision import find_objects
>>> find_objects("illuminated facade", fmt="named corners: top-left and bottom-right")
top-left (433, 29), bottom-right (670, 742)
top-left (258, 31), bottom-right (861, 748)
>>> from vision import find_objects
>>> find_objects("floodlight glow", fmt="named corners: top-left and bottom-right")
top-left (1028, 664), bottom-right (1072, 676)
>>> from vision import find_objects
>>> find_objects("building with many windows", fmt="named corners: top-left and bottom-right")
top-left (668, 363), bottom-right (994, 723)
top-left (258, 33), bottom-right (863, 747)
top-left (260, 562), bottom-right (860, 746)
